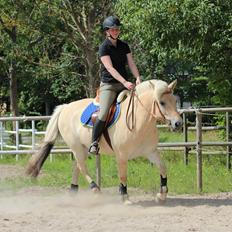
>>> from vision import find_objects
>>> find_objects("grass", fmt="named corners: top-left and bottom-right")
top-left (0, 128), bottom-right (231, 194)
top-left (0, 151), bottom-right (231, 195)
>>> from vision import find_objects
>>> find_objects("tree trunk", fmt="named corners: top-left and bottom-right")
top-left (9, 25), bottom-right (19, 117)
top-left (86, 47), bottom-right (100, 98)
top-left (45, 102), bottom-right (51, 115)
top-left (9, 62), bottom-right (19, 117)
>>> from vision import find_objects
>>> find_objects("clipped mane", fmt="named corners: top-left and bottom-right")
top-left (135, 79), bottom-right (170, 100)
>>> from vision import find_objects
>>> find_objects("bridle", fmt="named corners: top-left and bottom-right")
top-left (126, 88), bottom-right (172, 131)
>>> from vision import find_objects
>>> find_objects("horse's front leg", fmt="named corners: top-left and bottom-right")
top-left (147, 150), bottom-right (168, 202)
top-left (117, 157), bottom-right (131, 203)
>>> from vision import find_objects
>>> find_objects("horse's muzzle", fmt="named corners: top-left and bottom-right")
top-left (170, 118), bottom-right (183, 131)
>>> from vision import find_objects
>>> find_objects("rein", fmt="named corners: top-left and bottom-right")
top-left (125, 89), bottom-right (171, 131)
top-left (126, 89), bottom-right (135, 131)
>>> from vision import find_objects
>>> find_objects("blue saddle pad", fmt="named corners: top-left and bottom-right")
top-left (80, 102), bottom-right (120, 128)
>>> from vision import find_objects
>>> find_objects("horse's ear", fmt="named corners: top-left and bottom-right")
top-left (149, 80), bottom-right (155, 89)
top-left (168, 80), bottom-right (177, 91)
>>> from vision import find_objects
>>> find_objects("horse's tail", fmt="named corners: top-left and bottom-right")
top-left (26, 104), bottom-right (66, 177)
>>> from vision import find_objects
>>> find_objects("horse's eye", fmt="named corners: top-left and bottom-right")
top-left (160, 101), bottom-right (165, 106)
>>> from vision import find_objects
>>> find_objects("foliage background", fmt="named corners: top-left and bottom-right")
top-left (0, 0), bottom-right (231, 116)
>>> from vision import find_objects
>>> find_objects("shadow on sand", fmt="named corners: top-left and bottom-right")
top-left (134, 195), bottom-right (232, 208)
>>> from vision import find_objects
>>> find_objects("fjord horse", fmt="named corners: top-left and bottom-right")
top-left (26, 79), bottom-right (182, 202)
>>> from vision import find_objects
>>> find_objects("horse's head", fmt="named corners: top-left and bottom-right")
top-left (152, 80), bottom-right (183, 131)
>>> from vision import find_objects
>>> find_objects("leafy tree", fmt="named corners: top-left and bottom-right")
top-left (54, 0), bottom-right (112, 97)
top-left (1, 0), bottom-right (114, 116)
top-left (115, 0), bottom-right (232, 106)
top-left (0, 0), bottom-right (22, 116)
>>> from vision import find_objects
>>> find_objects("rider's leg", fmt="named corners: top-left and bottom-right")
top-left (88, 119), bottom-right (106, 155)
top-left (88, 83), bottom-right (117, 155)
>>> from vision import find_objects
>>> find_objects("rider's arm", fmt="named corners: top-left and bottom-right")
top-left (100, 56), bottom-right (134, 90)
top-left (127, 53), bottom-right (141, 85)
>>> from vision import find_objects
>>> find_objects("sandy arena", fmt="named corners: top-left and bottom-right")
top-left (0, 164), bottom-right (231, 232)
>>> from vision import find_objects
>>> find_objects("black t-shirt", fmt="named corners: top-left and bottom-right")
top-left (98, 39), bottom-right (131, 83)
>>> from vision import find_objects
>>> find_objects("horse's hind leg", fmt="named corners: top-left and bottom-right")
top-left (70, 160), bottom-right (80, 191)
top-left (147, 150), bottom-right (168, 202)
top-left (72, 151), bottom-right (100, 193)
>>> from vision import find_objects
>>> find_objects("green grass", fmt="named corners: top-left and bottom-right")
top-left (159, 127), bottom-right (222, 143)
top-left (0, 128), bottom-right (231, 194)
top-left (0, 150), bottom-right (231, 194)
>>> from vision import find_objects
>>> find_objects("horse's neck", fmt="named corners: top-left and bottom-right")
top-left (133, 90), bottom-right (156, 127)
top-left (135, 88), bottom-right (154, 110)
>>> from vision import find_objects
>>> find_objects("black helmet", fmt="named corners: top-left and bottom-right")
top-left (102, 16), bottom-right (122, 30)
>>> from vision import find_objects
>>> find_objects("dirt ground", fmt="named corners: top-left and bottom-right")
top-left (0, 164), bottom-right (231, 232)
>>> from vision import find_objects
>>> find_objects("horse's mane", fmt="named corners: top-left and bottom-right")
top-left (135, 79), bottom-right (170, 100)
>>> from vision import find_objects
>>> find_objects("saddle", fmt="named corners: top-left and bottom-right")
top-left (81, 89), bottom-right (129, 128)
top-left (80, 89), bottom-right (130, 149)
top-left (91, 101), bottom-right (117, 126)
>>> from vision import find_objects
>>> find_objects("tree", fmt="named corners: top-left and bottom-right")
top-left (53, 0), bottom-right (113, 97)
top-left (1, 0), bottom-right (114, 116)
top-left (115, 0), bottom-right (232, 106)
top-left (0, 0), bottom-right (20, 116)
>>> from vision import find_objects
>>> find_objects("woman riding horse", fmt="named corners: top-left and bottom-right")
top-left (88, 16), bottom-right (141, 155)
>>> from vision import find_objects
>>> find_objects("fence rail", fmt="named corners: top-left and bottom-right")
top-left (0, 107), bottom-right (232, 192)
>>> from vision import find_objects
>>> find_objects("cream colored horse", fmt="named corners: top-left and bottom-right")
top-left (26, 79), bottom-right (182, 202)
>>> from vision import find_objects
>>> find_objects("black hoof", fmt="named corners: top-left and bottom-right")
top-left (90, 181), bottom-right (100, 191)
top-left (70, 184), bottom-right (79, 192)
top-left (119, 183), bottom-right (127, 195)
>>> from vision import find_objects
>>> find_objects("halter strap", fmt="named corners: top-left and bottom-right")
top-left (125, 89), bottom-right (170, 131)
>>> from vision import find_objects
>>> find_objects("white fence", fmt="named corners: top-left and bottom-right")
top-left (0, 107), bottom-right (232, 192)
top-left (0, 116), bottom-right (72, 161)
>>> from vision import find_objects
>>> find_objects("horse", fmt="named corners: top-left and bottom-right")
top-left (26, 79), bottom-right (182, 202)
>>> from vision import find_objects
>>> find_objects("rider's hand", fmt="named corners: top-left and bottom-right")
top-left (123, 81), bottom-right (134, 90)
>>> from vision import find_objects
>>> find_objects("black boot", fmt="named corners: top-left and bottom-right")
top-left (88, 119), bottom-right (105, 155)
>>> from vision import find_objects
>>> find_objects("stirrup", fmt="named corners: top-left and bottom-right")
top-left (88, 141), bottom-right (99, 155)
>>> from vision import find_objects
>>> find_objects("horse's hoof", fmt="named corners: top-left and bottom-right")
top-left (124, 199), bottom-right (133, 205)
top-left (92, 187), bottom-right (101, 194)
top-left (70, 184), bottom-right (79, 192)
top-left (156, 192), bottom-right (167, 203)
top-left (90, 181), bottom-right (100, 193)
top-left (121, 194), bottom-right (132, 205)
top-left (156, 186), bottom-right (168, 203)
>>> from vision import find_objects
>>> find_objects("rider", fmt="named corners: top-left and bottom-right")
top-left (88, 16), bottom-right (141, 155)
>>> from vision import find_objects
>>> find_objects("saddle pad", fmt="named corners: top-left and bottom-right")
top-left (80, 102), bottom-right (120, 128)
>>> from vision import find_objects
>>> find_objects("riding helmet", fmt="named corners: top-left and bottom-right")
top-left (102, 16), bottom-right (122, 30)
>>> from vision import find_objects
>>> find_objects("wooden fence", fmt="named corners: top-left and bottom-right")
top-left (0, 107), bottom-right (232, 192)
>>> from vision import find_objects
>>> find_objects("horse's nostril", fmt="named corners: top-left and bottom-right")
top-left (175, 121), bottom-right (182, 128)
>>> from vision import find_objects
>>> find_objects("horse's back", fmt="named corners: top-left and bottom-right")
top-left (60, 98), bottom-right (92, 119)
top-left (57, 98), bottom-right (93, 151)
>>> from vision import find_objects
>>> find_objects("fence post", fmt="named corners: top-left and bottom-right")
top-left (226, 112), bottom-right (231, 169)
top-left (49, 153), bottom-right (53, 162)
top-left (0, 121), bottom-right (3, 159)
top-left (183, 112), bottom-right (189, 165)
top-left (15, 120), bottom-right (19, 161)
top-left (31, 120), bottom-right (36, 150)
top-left (96, 154), bottom-right (101, 188)
top-left (196, 109), bottom-right (203, 192)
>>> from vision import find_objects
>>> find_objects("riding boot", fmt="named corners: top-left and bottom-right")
top-left (88, 119), bottom-right (106, 155)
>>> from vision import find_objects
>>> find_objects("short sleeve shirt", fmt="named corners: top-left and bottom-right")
top-left (98, 39), bottom-right (131, 83)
